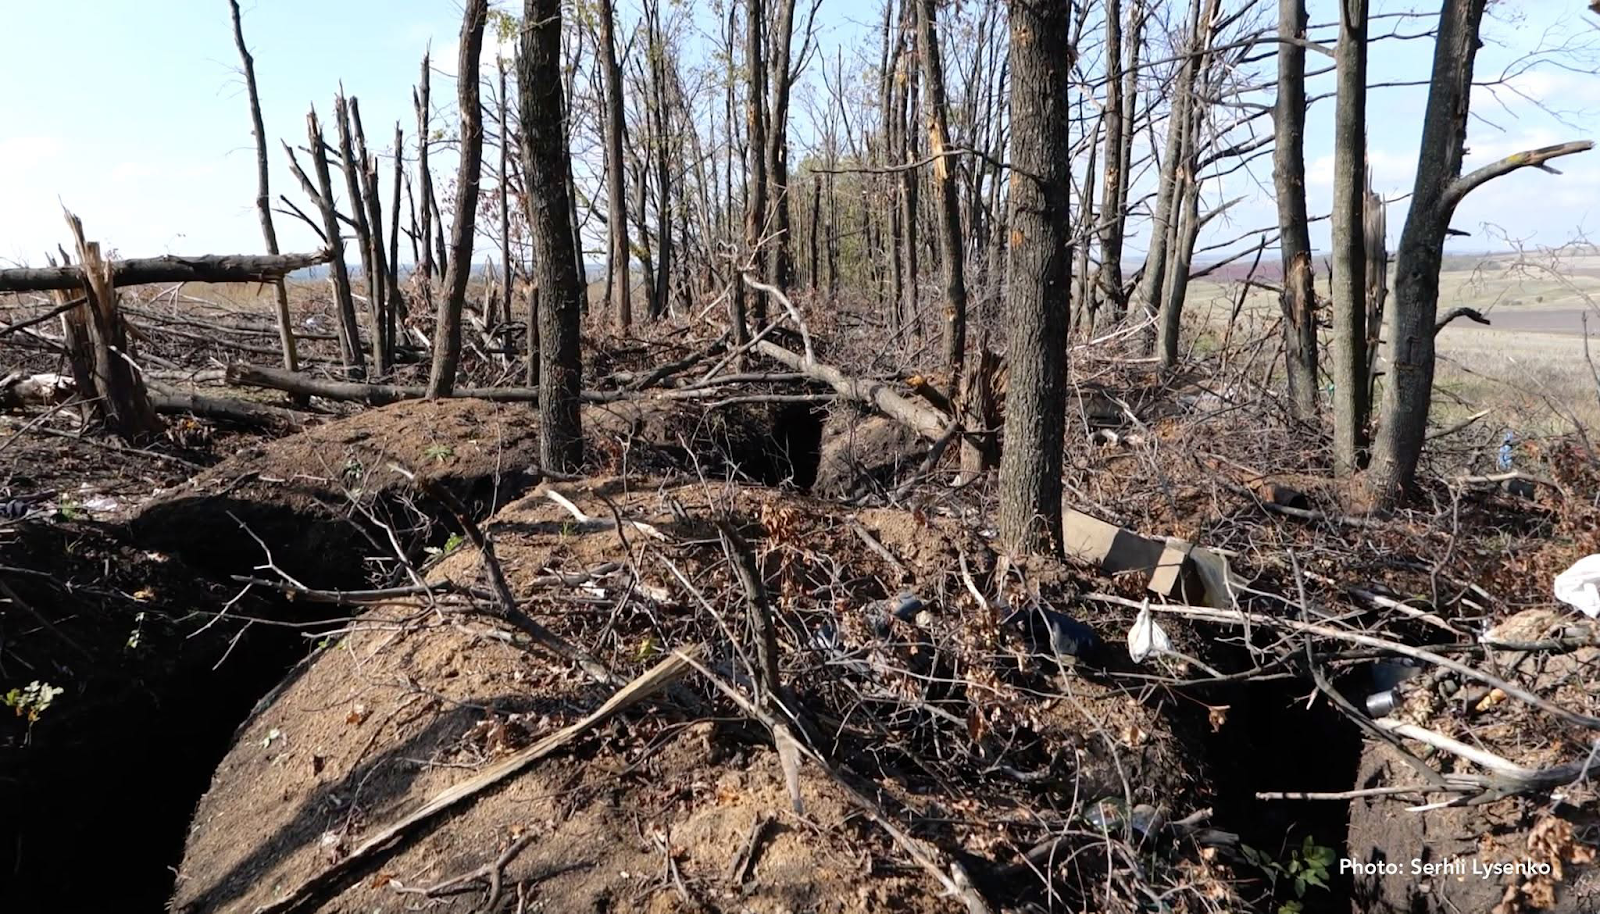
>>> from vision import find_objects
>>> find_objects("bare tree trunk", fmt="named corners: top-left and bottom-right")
top-left (1364, 0), bottom-right (1590, 507)
top-left (916, 0), bottom-right (968, 375)
top-left (880, 0), bottom-right (902, 329)
top-left (427, 0), bottom-right (487, 397)
top-left (1132, 0), bottom-right (1202, 349)
top-left (647, 1), bottom-right (673, 319)
top-left (522, 0), bottom-right (584, 471)
top-left (498, 58), bottom-right (514, 330)
top-left (808, 173), bottom-right (821, 292)
top-left (293, 107), bottom-right (366, 379)
top-left (1363, 171), bottom-right (1388, 411)
top-left (765, 0), bottom-right (799, 294)
top-left (897, 14), bottom-right (920, 338)
top-left (1274, 0), bottom-right (1318, 420)
top-left (350, 99), bottom-right (396, 376)
top-left (745, 0), bottom-right (770, 325)
top-left (597, 0), bottom-right (632, 329)
top-left (1330, 0), bottom-right (1369, 476)
top-left (226, 0), bottom-right (298, 375)
top-left (335, 95), bottom-right (386, 377)
top-left (1094, 0), bottom-right (1125, 327)
top-left (997, 0), bottom-right (1072, 555)
top-left (1110, 2), bottom-right (1143, 323)
top-left (416, 52), bottom-right (435, 287)
top-left (389, 123), bottom-right (407, 347)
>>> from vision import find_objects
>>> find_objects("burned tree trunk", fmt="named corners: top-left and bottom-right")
top-left (352, 100), bottom-right (399, 373)
top-left (427, 0), bottom-right (488, 398)
top-left (498, 58), bottom-right (515, 331)
top-left (597, 0), bottom-right (632, 329)
top-left (997, 0), bottom-right (1073, 555)
top-left (0, 251), bottom-right (328, 292)
top-left (765, 0), bottom-right (799, 294)
top-left (226, 0), bottom-right (298, 375)
top-left (289, 107), bottom-right (366, 379)
top-left (1274, 0), bottom-right (1318, 421)
top-left (1330, 0), bottom-right (1369, 476)
top-left (522, 0), bottom-right (585, 471)
top-left (335, 95), bottom-right (386, 377)
top-left (416, 52), bottom-right (435, 287)
top-left (915, 0), bottom-right (968, 375)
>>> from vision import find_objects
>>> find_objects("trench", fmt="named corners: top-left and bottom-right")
top-left (1198, 674), bottom-right (1366, 913)
top-left (749, 401), bottom-right (825, 490)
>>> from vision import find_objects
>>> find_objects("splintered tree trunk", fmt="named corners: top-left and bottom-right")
top-left (350, 99), bottom-right (396, 375)
top-left (879, 0), bottom-right (902, 327)
top-left (226, 0), bottom-right (298, 375)
top-left (522, 0), bottom-right (584, 471)
top-left (416, 52), bottom-right (435, 286)
top-left (997, 0), bottom-right (1072, 555)
top-left (304, 107), bottom-right (366, 379)
top-left (1363, 172), bottom-right (1388, 410)
top-left (1330, 0), bottom-right (1369, 476)
top-left (56, 214), bottom-right (163, 441)
top-left (427, 0), bottom-right (487, 397)
top-left (1274, 0), bottom-right (1318, 420)
top-left (916, 0), bottom-right (968, 374)
top-left (1110, 2), bottom-right (1143, 322)
top-left (335, 95), bottom-right (385, 377)
top-left (390, 124), bottom-right (404, 323)
top-left (597, 0), bottom-right (632, 329)
top-left (897, 18), bottom-right (920, 338)
top-left (745, 0), bottom-right (770, 325)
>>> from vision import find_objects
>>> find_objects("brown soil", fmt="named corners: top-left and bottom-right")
top-left (172, 478), bottom-right (1220, 914)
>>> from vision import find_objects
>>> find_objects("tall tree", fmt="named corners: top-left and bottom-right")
top-left (765, 0), bottom-right (799, 293)
top-left (1094, 0), bottom-right (1126, 328)
top-left (415, 52), bottom-right (435, 287)
top-left (427, 0), bottom-right (488, 397)
top-left (522, 0), bottom-right (585, 471)
top-left (1273, 0), bottom-right (1318, 420)
top-left (745, 0), bottom-right (770, 325)
top-left (997, 0), bottom-right (1073, 554)
top-left (1363, 0), bottom-right (1590, 507)
top-left (1330, 0), bottom-right (1369, 476)
top-left (915, 0), bottom-right (968, 374)
top-left (226, 0), bottom-right (298, 377)
top-left (597, 0), bottom-right (632, 329)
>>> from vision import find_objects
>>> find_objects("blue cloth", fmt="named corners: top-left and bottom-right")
top-left (1498, 431), bottom-right (1515, 471)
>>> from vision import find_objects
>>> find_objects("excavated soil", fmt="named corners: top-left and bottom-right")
top-left (172, 478), bottom-right (1218, 914)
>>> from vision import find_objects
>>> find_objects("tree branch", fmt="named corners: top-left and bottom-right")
top-left (1442, 140), bottom-right (1594, 212)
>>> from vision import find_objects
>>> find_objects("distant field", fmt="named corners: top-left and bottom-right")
top-left (1186, 255), bottom-right (1600, 436)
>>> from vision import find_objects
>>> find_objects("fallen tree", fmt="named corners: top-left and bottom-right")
top-left (226, 361), bottom-right (549, 405)
top-left (0, 250), bottom-right (330, 292)
top-left (755, 340), bottom-right (950, 441)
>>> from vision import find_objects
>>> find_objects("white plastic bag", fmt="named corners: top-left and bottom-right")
top-left (1127, 603), bottom-right (1172, 663)
top-left (1554, 554), bottom-right (1600, 618)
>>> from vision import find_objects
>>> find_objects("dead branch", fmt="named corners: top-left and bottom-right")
top-left (0, 251), bottom-right (329, 293)
top-left (756, 340), bottom-right (948, 440)
top-left (1434, 306), bottom-right (1490, 333)
top-left (252, 647), bottom-right (701, 914)
top-left (1443, 141), bottom-right (1595, 211)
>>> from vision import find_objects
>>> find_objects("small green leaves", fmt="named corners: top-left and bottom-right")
top-left (4, 681), bottom-right (63, 723)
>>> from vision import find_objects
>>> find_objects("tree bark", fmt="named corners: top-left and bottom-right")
top-left (597, 0), bottom-right (632, 329)
top-left (522, 0), bottom-right (585, 471)
top-left (427, 0), bottom-right (487, 398)
top-left (297, 108), bottom-right (366, 379)
top-left (1274, 0), bottom-right (1318, 421)
top-left (997, 0), bottom-right (1073, 555)
top-left (416, 52), bottom-right (435, 286)
top-left (916, 0), bottom-right (969, 375)
top-left (335, 95), bottom-right (386, 377)
top-left (765, 0), bottom-right (799, 294)
top-left (1094, 0), bottom-right (1125, 326)
top-left (498, 58), bottom-right (514, 331)
top-left (1330, 0), bottom-right (1369, 476)
top-left (226, 0), bottom-right (299, 375)
top-left (745, 0), bottom-right (770, 326)
top-left (352, 101), bottom-right (400, 373)
top-left (1364, 1), bottom-right (1590, 507)
top-left (0, 251), bottom-right (328, 292)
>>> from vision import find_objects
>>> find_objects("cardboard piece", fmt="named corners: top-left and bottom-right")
top-left (1062, 509), bottom-right (1233, 607)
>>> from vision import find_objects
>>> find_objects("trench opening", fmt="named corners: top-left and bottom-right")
top-left (1197, 674), bottom-right (1365, 913)
top-left (747, 401), bottom-right (825, 490)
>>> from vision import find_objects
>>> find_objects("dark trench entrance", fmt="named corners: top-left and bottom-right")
top-left (1199, 675), bottom-right (1365, 913)
top-left (751, 401), bottom-right (825, 490)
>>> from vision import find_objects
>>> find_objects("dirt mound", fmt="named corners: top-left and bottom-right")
top-left (813, 408), bottom-right (927, 499)
top-left (131, 397), bottom-right (543, 587)
top-left (172, 480), bottom-right (1223, 913)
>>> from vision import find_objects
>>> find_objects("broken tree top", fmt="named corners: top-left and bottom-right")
top-left (0, 250), bottom-right (331, 292)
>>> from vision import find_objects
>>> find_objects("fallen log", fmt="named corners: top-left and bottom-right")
top-left (0, 250), bottom-right (330, 292)
top-left (227, 362), bottom-right (546, 405)
top-left (148, 385), bottom-right (308, 429)
top-left (755, 341), bottom-right (949, 441)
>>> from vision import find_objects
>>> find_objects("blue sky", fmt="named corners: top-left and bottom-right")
top-left (1, 0), bottom-right (1597, 268)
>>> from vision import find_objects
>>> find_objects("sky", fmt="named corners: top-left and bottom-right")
top-left (1, 0), bottom-right (1598, 269)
